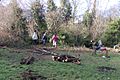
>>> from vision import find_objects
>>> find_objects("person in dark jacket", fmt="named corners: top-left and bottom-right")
top-left (41, 32), bottom-right (47, 45)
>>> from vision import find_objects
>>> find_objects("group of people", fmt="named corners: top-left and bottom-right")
top-left (32, 30), bottom-right (59, 48)
top-left (32, 30), bottom-right (107, 52)
top-left (32, 30), bottom-right (109, 57)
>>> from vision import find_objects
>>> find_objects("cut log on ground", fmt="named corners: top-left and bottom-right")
top-left (52, 54), bottom-right (81, 65)
top-left (31, 48), bottom-right (55, 55)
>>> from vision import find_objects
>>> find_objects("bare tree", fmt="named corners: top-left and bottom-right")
top-left (45, 9), bottom-right (64, 33)
top-left (0, 2), bottom-right (15, 45)
top-left (71, 0), bottom-right (79, 22)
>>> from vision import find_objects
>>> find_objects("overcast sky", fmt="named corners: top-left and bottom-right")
top-left (1, 0), bottom-right (119, 9)
top-left (0, 0), bottom-right (119, 16)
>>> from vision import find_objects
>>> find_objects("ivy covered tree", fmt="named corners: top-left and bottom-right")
top-left (60, 0), bottom-right (72, 22)
top-left (83, 10), bottom-right (93, 28)
top-left (31, 1), bottom-right (47, 31)
top-left (11, 0), bottom-right (29, 43)
top-left (65, 2), bottom-right (72, 21)
top-left (82, 0), bottom-right (97, 40)
top-left (47, 0), bottom-right (57, 11)
top-left (82, 10), bottom-right (93, 40)
top-left (102, 19), bottom-right (120, 47)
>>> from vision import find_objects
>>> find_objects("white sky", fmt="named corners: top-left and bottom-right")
top-left (1, 0), bottom-right (119, 8)
top-left (0, 0), bottom-right (119, 15)
top-left (98, 0), bottom-right (119, 10)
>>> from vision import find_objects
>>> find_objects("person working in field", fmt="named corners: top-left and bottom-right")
top-left (95, 40), bottom-right (103, 50)
top-left (51, 34), bottom-right (59, 48)
top-left (94, 40), bottom-right (109, 57)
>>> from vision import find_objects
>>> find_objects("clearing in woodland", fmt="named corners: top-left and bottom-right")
top-left (0, 47), bottom-right (120, 80)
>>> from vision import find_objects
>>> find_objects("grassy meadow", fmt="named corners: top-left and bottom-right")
top-left (0, 48), bottom-right (120, 80)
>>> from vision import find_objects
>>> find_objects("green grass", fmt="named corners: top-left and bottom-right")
top-left (0, 48), bottom-right (120, 80)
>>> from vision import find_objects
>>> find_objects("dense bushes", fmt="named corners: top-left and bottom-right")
top-left (55, 32), bottom-right (91, 47)
top-left (0, 1), bottom-right (119, 48)
top-left (101, 19), bottom-right (120, 47)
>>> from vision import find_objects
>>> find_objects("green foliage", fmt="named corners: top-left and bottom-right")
top-left (65, 2), bottom-right (72, 21)
top-left (60, 0), bottom-right (66, 8)
top-left (10, 1), bottom-right (29, 46)
top-left (102, 19), bottom-right (120, 47)
top-left (60, 0), bottom-right (72, 22)
top-left (83, 10), bottom-right (93, 28)
top-left (82, 35), bottom-right (93, 48)
top-left (57, 31), bottom-right (91, 47)
top-left (31, 1), bottom-right (47, 31)
top-left (47, 0), bottom-right (57, 11)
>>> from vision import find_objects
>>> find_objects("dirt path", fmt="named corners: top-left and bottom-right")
top-left (1, 46), bottom-right (93, 61)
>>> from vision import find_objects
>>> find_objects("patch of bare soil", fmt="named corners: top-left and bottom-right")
top-left (20, 56), bottom-right (35, 65)
top-left (97, 66), bottom-right (116, 72)
top-left (27, 48), bottom-right (55, 61)
top-left (19, 47), bottom-right (57, 65)
top-left (56, 47), bottom-right (93, 52)
top-left (20, 69), bottom-right (47, 80)
top-left (19, 47), bottom-right (82, 65)
top-left (3, 46), bottom-right (89, 63)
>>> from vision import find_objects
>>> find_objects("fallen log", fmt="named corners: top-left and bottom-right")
top-left (31, 48), bottom-right (54, 55)
top-left (52, 54), bottom-right (81, 65)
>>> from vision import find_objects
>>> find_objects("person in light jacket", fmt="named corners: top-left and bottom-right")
top-left (32, 30), bottom-right (38, 45)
